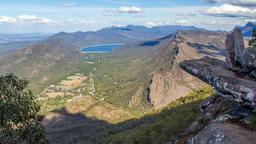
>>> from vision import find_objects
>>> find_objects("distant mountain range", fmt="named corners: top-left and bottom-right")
top-left (238, 22), bottom-right (256, 37)
top-left (48, 25), bottom-right (204, 47)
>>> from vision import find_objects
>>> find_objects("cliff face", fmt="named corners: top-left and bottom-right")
top-left (149, 31), bottom-right (226, 109)
top-left (172, 29), bottom-right (256, 144)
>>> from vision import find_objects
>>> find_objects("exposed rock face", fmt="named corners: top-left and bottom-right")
top-left (225, 29), bottom-right (242, 71)
top-left (225, 28), bottom-right (256, 78)
top-left (200, 94), bottom-right (236, 119)
top-left (180, 57), bottom-right (256, 109)
top-left (172, 28), bottom-right (256, 144)
top-left (188, 122), bottom-right (256, 144)
top-left (243, 48), bottom-right (256, 69)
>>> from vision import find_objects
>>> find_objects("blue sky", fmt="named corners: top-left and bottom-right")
top-left (0, 0), bottom-right (255, 33)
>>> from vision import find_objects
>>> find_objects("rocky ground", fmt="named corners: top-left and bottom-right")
top-left (171, 28), bottom-right (256, 144)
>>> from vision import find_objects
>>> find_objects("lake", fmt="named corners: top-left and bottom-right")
top-left (81, 44), bottom-right (124, 53)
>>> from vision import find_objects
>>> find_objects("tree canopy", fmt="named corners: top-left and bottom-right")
top-left (249, 28), bottom-right (256, 48)
top-left (0, 73), bottom-right (48, 144)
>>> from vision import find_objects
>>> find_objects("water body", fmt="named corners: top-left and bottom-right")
top-left (81, 43), bottom-right (123, 53)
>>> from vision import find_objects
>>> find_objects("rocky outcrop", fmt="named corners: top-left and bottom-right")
top-left (171, 28), bottom-right (256, 144)
top-left (225, 28), bottom-right (256, 78)
top-left (188, 122), bottom-right (256, 144)
top-left (225, 28), bottom-right (243, 71)
top-left (180, 57), bottom-right (256, 109)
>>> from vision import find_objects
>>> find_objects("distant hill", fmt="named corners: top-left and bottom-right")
top-left (237, 22), bottom-right (256, 37)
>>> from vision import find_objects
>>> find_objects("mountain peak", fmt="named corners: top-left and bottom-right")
top-left (239, 22), bottom-right (256, 37)
top-left (245, 22), bottom-right (256, 27)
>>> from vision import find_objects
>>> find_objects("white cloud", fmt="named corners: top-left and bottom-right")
top-left (117, 6), bottom-right (142, 14)
top-left (176, 13), bottom-right (197, 19)
top-left (205, 4), bottom-right (256, 18)
top-left (206, 0), bottom-right (256, 6)
top-left (62, 19), bottom-right (97, 26)
top-left (144, 21), bottom-right (172, 27)
top-left (0, 16), bottom-right (16, 23)
top-left (17, 15), bottom-right (55, 24)
top-left (176, 20), bottom-right (190, 25)
top-left (103, 10), bottom-right (116, 16)
top-left (145, 21), bottom-right (157, 27)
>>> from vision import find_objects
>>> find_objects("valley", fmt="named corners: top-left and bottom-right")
top-left (2, 0), bottom-right (256, 143)
top-left (0, 22), bottom-right (255, 143)
top-left (32, 28), bottom-right (226, 143)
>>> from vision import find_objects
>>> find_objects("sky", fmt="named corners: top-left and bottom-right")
top-left (0, 0), bottom-right (256, 33)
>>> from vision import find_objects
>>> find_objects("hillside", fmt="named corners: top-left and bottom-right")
top-left (42, 87), bottom-right (214, 144)
top-left (0, 25), bottom-right (202, 94)
top-left (0, 28), bottom-right (226, 108)
top-left (146, 30), bottom-right (226, 108)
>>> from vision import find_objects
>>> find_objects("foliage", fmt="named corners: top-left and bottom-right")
top-left (105, 87), bottom-right (214, 144)
top-left (0, 73), bottom-right (48, 144)
top-left (249, 28), bottom-right (256, 48)
top-left (248, 114), bottom-right (256, 130)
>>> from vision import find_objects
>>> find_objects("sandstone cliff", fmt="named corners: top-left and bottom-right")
top-left (149, 31), bottom-right (226, 109)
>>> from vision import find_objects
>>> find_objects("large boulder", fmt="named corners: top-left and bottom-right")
top-left (225, 28), bottom-right (243, 71)
top-left (226, 28), bottom-right (256, 75)
top-left (233, 28), bottom-right (246, 66)
top-left (180, 56), bottom-right (256, 110)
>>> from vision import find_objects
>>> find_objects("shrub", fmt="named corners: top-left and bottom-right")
top-left (249, 28), bottom-right (256, 48)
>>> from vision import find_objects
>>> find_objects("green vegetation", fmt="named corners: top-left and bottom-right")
top-left (105, 87), bottom-right (214, 144)
top-left (91, 40), bottom-right (175, 110)
top-left (0, 74), bottom-right (48, 143)
top-left (0, 36), bottom-right (214, 144)
top-left (41, 86), bottom-right (213, 144)
top-left (247, 114), bottom-right (256, 130)
top-left (0, 36), bottom-right (174, 112)
top-left (39, 95), bottom-right (73, 114)
top-left (249, 28), bottom-right (256, 48)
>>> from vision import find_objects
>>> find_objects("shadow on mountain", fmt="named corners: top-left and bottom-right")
top-left (139, 41), bottom-right (160, 47)
top-left (43, 97), bottom-right (205, 144)
top-left (187, 42), bottom-right (225, 56)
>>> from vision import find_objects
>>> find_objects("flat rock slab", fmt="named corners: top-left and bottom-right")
top-left (180, 56), bottom-right (256, 109)
top-left (188, 122), bottom-right (256, 144)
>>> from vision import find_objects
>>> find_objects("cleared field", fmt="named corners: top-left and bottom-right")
top-left (40, 73), bottom-right (88, 99)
